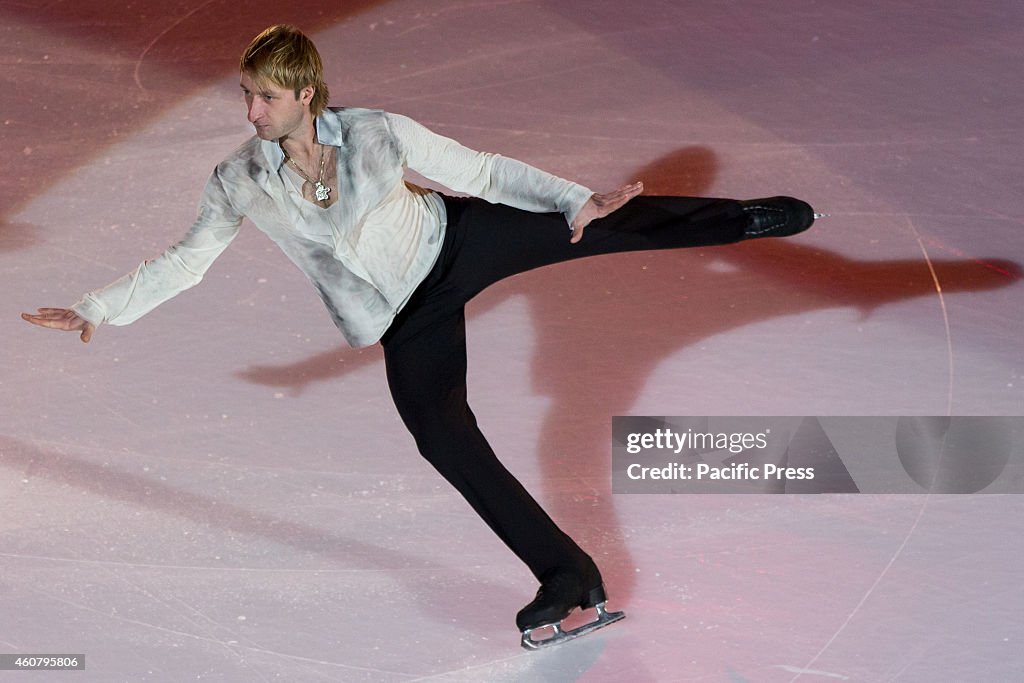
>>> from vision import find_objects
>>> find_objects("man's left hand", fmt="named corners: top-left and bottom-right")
top-left (569, 181), bottom-right (644, 243)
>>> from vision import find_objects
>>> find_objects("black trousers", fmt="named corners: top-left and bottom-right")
top-left (380, 195), bottom-right (747, 581)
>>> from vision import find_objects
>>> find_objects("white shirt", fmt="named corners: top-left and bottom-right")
top-left (72, 108), bottom-right (593, 347)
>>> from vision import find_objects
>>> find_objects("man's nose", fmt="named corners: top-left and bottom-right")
top-left (247, 99), bottom-right (262, 123)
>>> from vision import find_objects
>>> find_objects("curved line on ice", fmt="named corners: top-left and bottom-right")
top-left (905, 216), bottom-right (955, 416)
top-left (133, 0), bottom-right (219, 91)
top-left (789, 215), bottom-right (953, 682)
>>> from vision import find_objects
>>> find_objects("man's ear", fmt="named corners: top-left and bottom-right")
top-left (299, 85), bottom-right (315, 106)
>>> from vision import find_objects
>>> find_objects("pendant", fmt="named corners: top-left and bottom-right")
top-left (314, 182), bottom-right (331, 202)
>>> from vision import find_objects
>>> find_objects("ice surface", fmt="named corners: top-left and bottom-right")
top-left (3, 0), bottom-right (1023, 680)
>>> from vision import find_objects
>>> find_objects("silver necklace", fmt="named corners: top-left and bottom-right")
top-left (287, 145), bottom-right (331, 202)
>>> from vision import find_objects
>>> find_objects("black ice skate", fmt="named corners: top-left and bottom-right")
top-left (516, 568), bottom-right (625, 650)
top-left (739, 196), bottom-right (823, 239)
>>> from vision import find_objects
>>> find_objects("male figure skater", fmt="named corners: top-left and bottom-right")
top-left (23, 25), bottom-right (817, 649)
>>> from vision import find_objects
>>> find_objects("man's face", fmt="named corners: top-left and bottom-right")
top-left (240, 71), bottom-right (312, 141)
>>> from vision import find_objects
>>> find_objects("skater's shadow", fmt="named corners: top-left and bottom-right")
top-left (475, 148), bottom-right (1023, 604)
top-left (235, 344), bottom-right (383, 397)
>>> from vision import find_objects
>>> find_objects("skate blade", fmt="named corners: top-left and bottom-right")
top-left (520, 602), bottom-right (625, 651)
top-left (813, 213), bottom-right (830, 219)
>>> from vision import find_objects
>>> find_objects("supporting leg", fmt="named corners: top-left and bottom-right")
top-left (382, 306), bottom-right (593, 582)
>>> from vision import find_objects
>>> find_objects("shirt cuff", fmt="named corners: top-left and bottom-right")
top-left (564, 184), bottom-right (594, 226)
top-left (71, 296), bottom-right (106, 328)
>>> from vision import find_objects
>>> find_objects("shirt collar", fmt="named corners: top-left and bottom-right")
top-left (315, 109), bottom-right (345, 147)
top-left (259, 109), bottom-right (344, 171)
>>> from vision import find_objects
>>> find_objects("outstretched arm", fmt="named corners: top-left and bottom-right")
top-left (387, 113), bottom-right (645, 243)
top-left (22, 308), bottom-right (96, 343)
top-left (22, 170), bottom-right (243, 343)
top-left (386, 113), bottom-right (596, 228)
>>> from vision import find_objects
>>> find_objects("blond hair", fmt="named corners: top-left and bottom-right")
top-left (240, 25), bottom-right (330, 116)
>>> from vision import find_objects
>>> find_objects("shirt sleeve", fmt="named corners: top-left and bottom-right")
top-left (71, 169), bottom-right (243, 327)
top-left (384, 112), bottom-right (593, 226)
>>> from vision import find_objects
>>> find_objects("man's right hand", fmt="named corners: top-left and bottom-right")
top-left (22, 308), bottom-right (96, 343)
top-left (569, 181), bottom-right (644, 244)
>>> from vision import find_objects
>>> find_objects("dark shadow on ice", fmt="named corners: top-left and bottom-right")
top-left (724, 238), bottom-right (1022, 321)
top-left (491, 150), bottom-right (1023, 603)
top-left (234, 344), bottom-right (384, 397)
